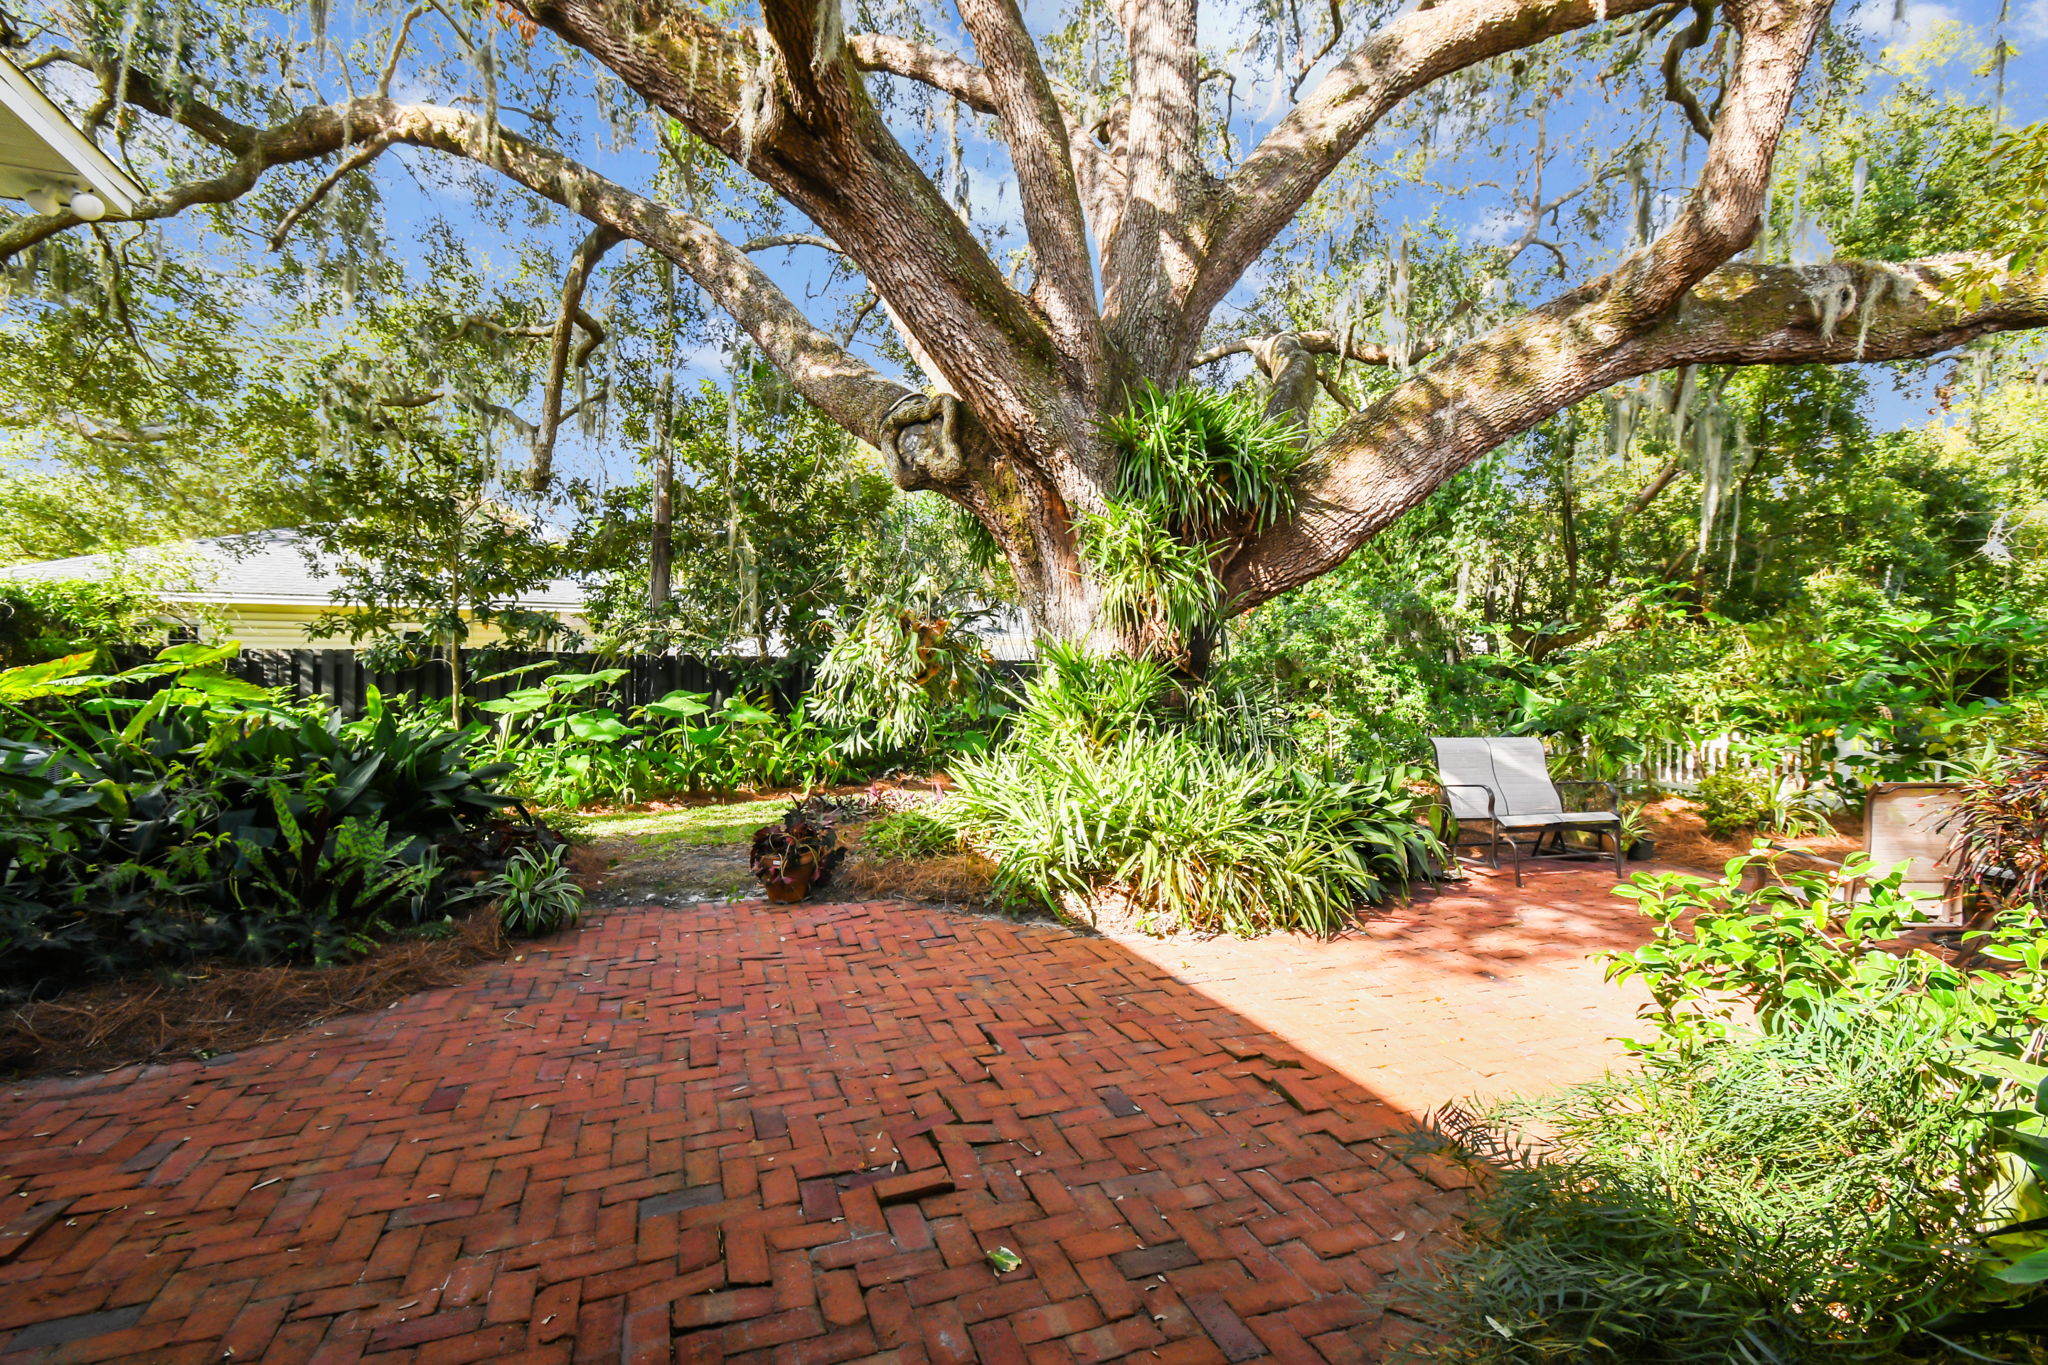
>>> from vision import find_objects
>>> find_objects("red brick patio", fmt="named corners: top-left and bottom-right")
top-left (0, 867), bottom-right (1651, 1364)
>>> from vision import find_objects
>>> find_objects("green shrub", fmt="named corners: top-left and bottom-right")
top-left (858, 808), bottom-right (960, 860)
top-left (1693, 765), bottom-right (1774, 835)
top-left (487, 845), bottom-right (584, 937)
top-left (1008, 641), bottom-right (1286, 758)
top-left (1008, 642), bottom-right (1174, 751)
top-left (1415, 860), bottom-right (2048, 1360)
top-left (952, 730), bottom-right (1437, 935)
top-left (1416, 1011), bottom-right (2001, 1363)
top-left (0, 647), bottom-right (526, 994)
top-left (0, 576), bottom-right (207, 668)
top-left (480, 669), bottom-right (858, 807)
top-left (1609, 858), bottom-right (2048, 1060)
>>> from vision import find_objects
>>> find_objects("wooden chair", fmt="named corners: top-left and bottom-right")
top-left (1430, 736), bottom-right (1625, 886)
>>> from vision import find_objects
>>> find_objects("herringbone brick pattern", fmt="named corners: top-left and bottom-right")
top-left (0, 901), bottom-right (1481, 1364)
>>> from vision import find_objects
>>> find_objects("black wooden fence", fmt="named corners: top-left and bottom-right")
top-left (116, 647), bottom-right (809, 717)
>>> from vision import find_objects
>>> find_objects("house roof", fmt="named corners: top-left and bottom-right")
top-left (0, 54), bottom-right (144, 215)
top-left (0, 530), bottom-right (588, 612)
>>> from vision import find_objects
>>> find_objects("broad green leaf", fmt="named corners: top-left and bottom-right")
top-left (544, 669), bottom-right (629, 692)
top-left (1968, 1050), bottom-right (2048, 1090)
top-left (177, 672), bottom-right (271, 702)
top-left (0, 652), bottom-right (105, 701)
top-left (1994, 1247), bottom-right (2048, 1286)
top-left (644, 690), bottom-right (711, 719)
top-left (155, 641), bottom-right (240, 669)
top-left (566, 713), bottom-right (631, 742)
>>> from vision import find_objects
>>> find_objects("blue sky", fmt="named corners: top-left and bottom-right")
top-left (28, 0), bottom-right (2047, 488)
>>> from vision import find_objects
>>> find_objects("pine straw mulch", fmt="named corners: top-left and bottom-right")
top-left (840, 850), bottom-right (1000, 906)
top-left (0, 911), bottom-right (518, 1082)
top-left (1638, 795), bottom-right (1863, 874)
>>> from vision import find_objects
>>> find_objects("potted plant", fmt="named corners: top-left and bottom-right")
top-left (1619, 803), bottom-right (1656, 862)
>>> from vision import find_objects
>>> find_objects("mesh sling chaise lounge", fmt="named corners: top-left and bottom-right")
top-left (1763, 781), bottom-right (1966, 923)
top-left (1430, 736), bottom-right (1625, 885)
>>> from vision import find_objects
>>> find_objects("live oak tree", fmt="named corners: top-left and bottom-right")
top-left (7, 0), bottom-right (2048, 658)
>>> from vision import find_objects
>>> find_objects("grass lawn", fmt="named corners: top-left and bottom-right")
top-left (561, 800), bottom-right (791, 848)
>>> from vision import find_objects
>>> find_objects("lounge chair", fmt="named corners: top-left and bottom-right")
top-left (1766, 781), bottom-right (1965, 924)
top-left (1430, 736), bottom-right (1625, 885)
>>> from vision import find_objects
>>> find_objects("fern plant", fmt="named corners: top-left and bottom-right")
top-left (1080, 384), bottom-right (1309, 658)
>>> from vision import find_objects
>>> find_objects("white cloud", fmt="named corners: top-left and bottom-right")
top-left (1467, 207), bottom-right (1523, 247)
top-left (1843, 0), bottom-right (1966, 49)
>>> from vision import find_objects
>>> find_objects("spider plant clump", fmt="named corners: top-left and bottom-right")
top-left (950, 644), bottom-right (1439, 935)
top-left (485, 844), bottom-right (584, 938)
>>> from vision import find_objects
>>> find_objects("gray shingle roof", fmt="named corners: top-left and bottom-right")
top-left (0, 530), bottom-right (587, 611)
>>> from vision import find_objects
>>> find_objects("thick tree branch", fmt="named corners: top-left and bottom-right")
top-left (517, 0), bottom-right (1084, 490)
top-left (1190, 0), bottom-right (1667, 360)
top-left (1192, 330), bottom-right (1404, 368)
top-left (1605, 0), bottom-right (1827, 322)
top-left (741, 231), bottom-right (842, 254)
top-left (0, 408), bottom-right (181, 444)
top-left (956, 0), bottom-right (1104, 393)
top-left (529, 225), bottom-right (621, 491)
top-left (1220, 255), bottom-right (2048, 614)
top-left (0, 93), bottom-right (931, 465)
top-left (1102, 0), bottom-right (1207, 379)
top-left (847, 33), bottom-right (996, 112)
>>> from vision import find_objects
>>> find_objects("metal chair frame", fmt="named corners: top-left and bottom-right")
top-left (1431, 738), bottom-right (1626, 886)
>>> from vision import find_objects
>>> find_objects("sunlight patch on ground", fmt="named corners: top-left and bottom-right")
top-left (562, 801), bottom-right (788, 848)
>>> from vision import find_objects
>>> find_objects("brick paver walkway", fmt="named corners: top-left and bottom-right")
top-left (1109, 865), bottom-right (1658, 1116)
top-left (0, 876), bottom-right (1648, 1364)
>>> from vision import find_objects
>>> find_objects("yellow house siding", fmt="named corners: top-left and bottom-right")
top-left (195, 605), bottom-right (589, 652)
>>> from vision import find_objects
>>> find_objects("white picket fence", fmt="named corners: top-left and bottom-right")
top-left (1563, 733), bottom-right (1839, 792)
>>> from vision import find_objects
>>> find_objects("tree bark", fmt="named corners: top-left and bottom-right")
top-left (649, 371), bottom-right (675, 613)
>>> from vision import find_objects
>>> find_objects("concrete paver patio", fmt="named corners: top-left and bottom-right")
top-left (0, 866), bottom-right (1651, 1364)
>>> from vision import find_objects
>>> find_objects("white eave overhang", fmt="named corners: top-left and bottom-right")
top-left (0, 53), bottom-right (143, 215)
